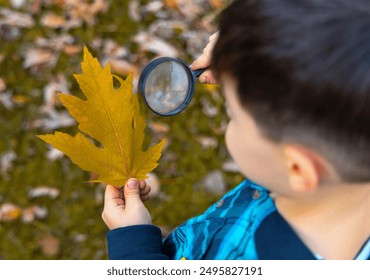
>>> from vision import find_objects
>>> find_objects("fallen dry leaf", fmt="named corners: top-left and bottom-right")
top-left (0, 78), bottom-right (6, 92)
top-left (200, 97), bottom-right (219, 118)
top-left (28, 186), bottom-right (60, 199)
top-left (0, 8), bottom-right (34, 28)
top-left (196, 136), bottom-right (218, 149)
top-left (128, 0), bottom-right (141, 22)
top-left (203, 170), bottom-right (226, 195)
top-left (63, 44), bottom-right (82, 56)
top-left (148, 122), bottom-right (170, 134)
top-left (22, 206), bottom-right (48, 223)
top-left (11, 0), bottom-right (26, 9)
top-left (1, 150), bottom-right (17, 177)
top-left (38, 235), bottom-right (60, 257)
top-left (0, 203), bottom-right (21, 222)
top-left (133, 31), bottom-right (178, 57)
top-left (40, 13), bottom-right (66, 29)
top-left (222, 159), bottom-right (240, 173)
top-left (208, 0), bottom-right (224, 9)
top-left (65, 0), bottom-right (108, 26)
top-left (43, 75), bottom-right (70, 111)
top-left (23, 48), bottom-right (56, 69)
top-left (164, 0), bottom-right (178, 9)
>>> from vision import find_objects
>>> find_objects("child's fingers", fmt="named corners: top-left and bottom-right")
top-left (209, 31), bottom-right (219, 42)
top-left (141, 184), bottom-right (151, 196)
top-left (191, 32), bottom-right (219, 70)
top-left (104, 185), bottom-right (125, 207)
top-left (140, 194), bottom-right (150, 202)
top-left (199, 69), bottom-right (218, 84)
top-left (139, 180), bottom-right (146, 190)
top-left (138, 180), bottom-right (151, 195)
top-left (104, 185), bottom-right (120, 200)
top-left (191, 54), bottom-right (210, 70)
top-left (137, 180), bottom-right (151, 201)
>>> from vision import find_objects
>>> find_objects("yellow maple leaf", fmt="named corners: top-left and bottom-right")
top-left (38, 46), bottom-right (165, 186)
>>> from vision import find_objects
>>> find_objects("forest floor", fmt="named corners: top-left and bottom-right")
top-left (0, 0), bottom-right (243, 259)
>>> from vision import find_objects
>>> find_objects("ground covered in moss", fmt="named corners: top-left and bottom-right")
top-left (0, 0), bottom-right (243, 259)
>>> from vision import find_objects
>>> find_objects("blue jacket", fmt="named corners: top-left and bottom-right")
top-left (107, 179), bottom-right (370, 260)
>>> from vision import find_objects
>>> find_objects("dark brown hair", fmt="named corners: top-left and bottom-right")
top-left (212, 0), bottom-right (370, 181)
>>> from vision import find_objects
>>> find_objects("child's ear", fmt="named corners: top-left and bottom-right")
top-left (282, 145), bottom-right (323, 193)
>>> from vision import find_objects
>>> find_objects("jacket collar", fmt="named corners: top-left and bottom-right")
top-left (254, 210), bottom-right (316, 260)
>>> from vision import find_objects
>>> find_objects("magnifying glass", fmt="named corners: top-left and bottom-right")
top-left (138, 57), bottom-right (207, 116)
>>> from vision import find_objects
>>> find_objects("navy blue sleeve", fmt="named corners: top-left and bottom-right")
top-left (106, 225), bottom-right (170, 260)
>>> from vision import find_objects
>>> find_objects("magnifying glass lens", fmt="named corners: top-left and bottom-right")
top-left (144, 61), bottom-right (190, 115)
top-left (139, 57), bottom-right (206, 116)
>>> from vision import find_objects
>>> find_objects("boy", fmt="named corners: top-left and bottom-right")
top-left (102, 0), bottom-right (370, 259)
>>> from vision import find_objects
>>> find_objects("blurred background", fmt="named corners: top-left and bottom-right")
top-left (0, 0), bottom-right (243, 259)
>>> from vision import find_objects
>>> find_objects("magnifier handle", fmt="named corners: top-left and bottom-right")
top-left (192, 67), bottom-right (209, 78)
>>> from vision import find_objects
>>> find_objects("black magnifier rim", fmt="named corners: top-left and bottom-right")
top-left (138, 57), bottom-right (196, 116)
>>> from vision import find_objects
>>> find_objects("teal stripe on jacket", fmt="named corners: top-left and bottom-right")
top-left (163, 179), bottom-right (276, 260)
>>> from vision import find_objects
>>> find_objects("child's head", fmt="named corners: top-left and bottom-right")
top-left (211, 0), bottom-right (370, 194)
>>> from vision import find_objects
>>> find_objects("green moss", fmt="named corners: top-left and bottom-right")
top-left (0, 1), bottom-right (237, 259)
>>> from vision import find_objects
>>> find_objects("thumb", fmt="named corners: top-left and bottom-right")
top-left (124, 178), bottom-right (142, 207)
top-left (190, 55), bottom-right (209, 70)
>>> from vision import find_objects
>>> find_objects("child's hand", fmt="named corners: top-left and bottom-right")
top-left (190, 32), bottom-right (219, 84)
top-left (102, 178), bottom-right (152, 230)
